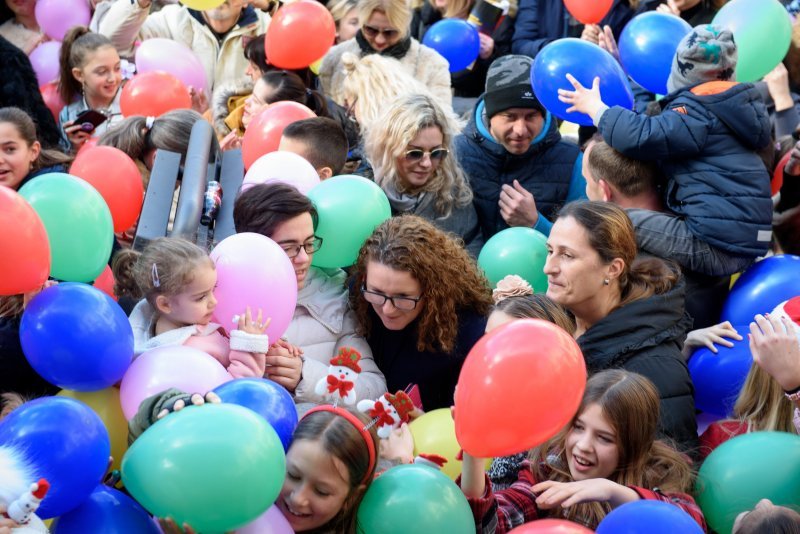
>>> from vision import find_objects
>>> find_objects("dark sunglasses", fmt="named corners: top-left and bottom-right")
top-left (404, 148), bottom-right (449, 162)
top-left (362, 25), bottom-right (399, 39)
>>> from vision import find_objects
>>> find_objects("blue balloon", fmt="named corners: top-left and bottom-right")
top-left (213, 378), bottom-right (298, 451)
top-left (422, 19), bottom-right (480, 72)
top-left (688, 327), bottom-right (752, 416)
top-left (721, 255), bottom-right (800, 326)
top-left (618, 12), bottom-right (692, 95)
top-left (597, 500), bottom-right (703, 533)
top-left (52, 485), bottom-right (160, 534)
top-left (0, 397), bottom-right (110, 518)
top-left (531, 38), bottom-right (634, 126)
top-left (20, 282), bottom-right (133, 391)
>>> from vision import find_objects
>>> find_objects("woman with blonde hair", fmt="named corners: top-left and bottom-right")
top-left (363, 92), bottom-right (482, 255)
top-left (319, 0), bottom-right (452, 107)
top-left (328, 0), bottom-right (360, 43)
top-left (349, 215), bottom-right (493, 410)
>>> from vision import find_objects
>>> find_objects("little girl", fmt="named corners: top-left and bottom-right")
top-left (57, 26), bottom-right (124, 151)
top-left (112, 237), bottom-right (269, 379)
top-left (459, 370), bottom-right (706, 532)
top-left (0, 107), bottom-right (73, 191)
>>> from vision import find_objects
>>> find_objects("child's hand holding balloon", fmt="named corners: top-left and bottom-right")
top-left (238, 307), bottom-right (271, 335)
top-left (558, 74), bottom-right (607, 121)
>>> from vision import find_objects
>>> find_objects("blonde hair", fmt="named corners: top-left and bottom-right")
top-left (363, 93), bottom-right (471, 217)
top-left (339, 52), bottom-right (434, 124)
top-left (733, 362), bottom-right (798, 434)
top-left (111, 238), bottom-right (213, 306)
top-left (357, 0), bottom-right (413, 39)
top-left (329, 0), bottom-right (359, 23)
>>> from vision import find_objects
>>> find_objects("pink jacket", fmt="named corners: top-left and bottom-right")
top-left (130, 300), bottom-right (268, 379)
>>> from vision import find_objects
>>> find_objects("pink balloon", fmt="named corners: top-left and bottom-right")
top-left (242, 151), bottom-right (320, 195)
top-left (35, 0), bottom-right (91, 41)
top-left (235, 505), bottom-right (294, 534)
top-left (29, 41), bottom-right (62, 86)
top-left (135, 38), bottom-right (208, 95)
top-left (119, 346), bottom-right (233, 420)
top-left (210, 233), bottom-right (298, 343)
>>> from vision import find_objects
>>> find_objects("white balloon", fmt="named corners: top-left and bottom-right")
top-left (242, 151), bottom-right (321, 195)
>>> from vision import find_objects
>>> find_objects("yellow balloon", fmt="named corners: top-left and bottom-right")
top-left (309, 58), bottom-right (323, 75)
top-left (180, 0), bottom-right (225, 9)
top-left (409, 408), bottom-right (491, 481)
top-left (58, 388), bottom-right (128, 472)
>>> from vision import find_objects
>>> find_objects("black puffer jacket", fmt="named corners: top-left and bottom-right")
top-left (577, 278), bottom-right (698, 454)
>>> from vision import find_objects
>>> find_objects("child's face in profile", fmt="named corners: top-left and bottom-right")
top-left (278, 439), bottom-right (352, 531)
top-left (564, 403), bottom-right (620, 481)
top-left (159, 263), bottom-right (218, 327)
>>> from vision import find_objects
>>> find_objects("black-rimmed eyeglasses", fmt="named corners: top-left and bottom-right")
top-left (280, 236), bottom-right (323, 258)
top-left (361, 285), bottom-right (422, 311)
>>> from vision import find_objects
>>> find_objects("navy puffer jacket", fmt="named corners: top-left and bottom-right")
top-left (455, 97), bottom-right (579, 239)
top-left (598, 82), bottom-right (773, 257)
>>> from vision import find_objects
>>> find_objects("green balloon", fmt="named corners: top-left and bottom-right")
top-left (308, 175), bottom-right (391, 268)
top-left (696, 431), bottom-right (800, 534)
top-left (478, 227), bottom-right (548, 292)
top-left (713, 0), bottom-right (792, 82)
top-left (357, 464), bottom-right (476, 534)
top-left (122, 404), bottom-right (286, 533)
top-left (18, 173), bottom-right (113, 282)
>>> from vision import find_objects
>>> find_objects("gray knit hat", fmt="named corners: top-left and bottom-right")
top-left (484, 55), bottom-right (544, 118)
top-left (666, 24), bottom-right (737, 94)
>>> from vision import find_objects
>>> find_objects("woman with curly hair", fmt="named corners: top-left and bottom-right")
top-left (363, 93), bottom-right (483, 256)
top-left (349, 215), bottom-right (493, 410)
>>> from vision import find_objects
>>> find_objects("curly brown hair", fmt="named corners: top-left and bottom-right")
top-left (349, 215), bottom-right (492, 353)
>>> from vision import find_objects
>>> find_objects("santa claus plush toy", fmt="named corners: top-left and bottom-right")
top-left (0, 446), bottom-right (50, 533)
top-left (772, 297), bottom-right (800, 340)
top-left (357, 391), bottom-right (415, 439)
top-left (315, 347), bottom-right (362, 405)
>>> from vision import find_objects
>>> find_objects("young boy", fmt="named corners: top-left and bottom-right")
top-left (560, 24), bottom-right (773, 277)
top-left (278, 117), bottom-right (349, 180)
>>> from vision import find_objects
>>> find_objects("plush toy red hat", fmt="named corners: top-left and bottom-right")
top-left (386, 391), bottom-right (415, 422)
top-left (329, 347), bottom-right (362, 373)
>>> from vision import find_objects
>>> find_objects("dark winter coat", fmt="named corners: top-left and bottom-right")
top-left (598, 82), bottom-right (773, 257)
top-left (455, 97), bottom-right (579, 239)
top-left (577, 278), bottom-right (698, 453)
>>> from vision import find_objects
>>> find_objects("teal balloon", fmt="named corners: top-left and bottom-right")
top-left (18, 172), bottom-right (113, 282)
top-left (478, 227), bottom-right (548, 292)
top-left (696, 432), bottom-right (800, 534)
top-left (357, 464), bottom-right (475, 534)
top-left (308, 175), bottom-right (391, 268)
top-left (713, 0), bottom-right (792, 82)
top-left (121, 404), bottom-right (286, 533)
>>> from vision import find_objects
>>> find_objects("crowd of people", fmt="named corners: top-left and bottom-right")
top-left (2, 0), bottom-right (800, 532)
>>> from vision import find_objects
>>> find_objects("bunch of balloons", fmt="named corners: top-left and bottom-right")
top-left (455, 319), bottom-right (586, 457)
top-left (307, 175), bottom-right (392, 268)
top-left (478, 227), bottom-right (548, 292)
top-left (531, 39), bottom-right (633, 126)
top-left (422, 19), bottom-right (480, 73)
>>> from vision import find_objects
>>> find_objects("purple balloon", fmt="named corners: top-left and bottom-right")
top-left (210, 233), bottom-right (298, 343)
top-left (135, 38), bottom-right (208, 95)
top-left (235, 505), bottom-right (294, 534)
top-left (35, 0), bottom-right (90, 41)
top-left (29, 41), bottom-right (62, 86)
top-left (119, 346), bottom-right (233, 420)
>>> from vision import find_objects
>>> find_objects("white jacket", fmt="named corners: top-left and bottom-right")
top-left (98, 2), bottom-right (270, 91)
top-left (319, 37), bottom-right (452, 108)
top-left (285, 267), bottom-right (387, 404)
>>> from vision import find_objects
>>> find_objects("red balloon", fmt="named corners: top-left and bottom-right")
top-left (39, 82), bottom-right (66, 122)
top-left (266, 0), bottom-right (335, 69)
top-left (509, 519), bottom-right (595, 533)
top-left (70, 146), bottom-right (144, 232)
top-left (241, 102), bottom-right (316, 169)
top-left (93, 265), bottom-right (117, 301)
top-left (455, 319), bottom-right (587, 458)
top-left (0, 186), bottom-right (51, 295)
top-left (120, 72), bottom-right (191, 118)
top-left (78, 137), bottom-right (100, 154)
top-left (564, 0), bottom-right (613, 24)
top-left (773, 150), bottom-right (790, 196)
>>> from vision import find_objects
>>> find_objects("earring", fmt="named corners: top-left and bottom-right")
top-left (603, 278), bottom-right (610, 286)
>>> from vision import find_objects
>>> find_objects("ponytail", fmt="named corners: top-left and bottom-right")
top-left (57, 26), bottom-right (115, 104)
top-left (619, 257), bottom-right (679, 307)
top-left (305, 88), bottom-right (330, 118)
top-left (111, 248), bottom-right (144, 301)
